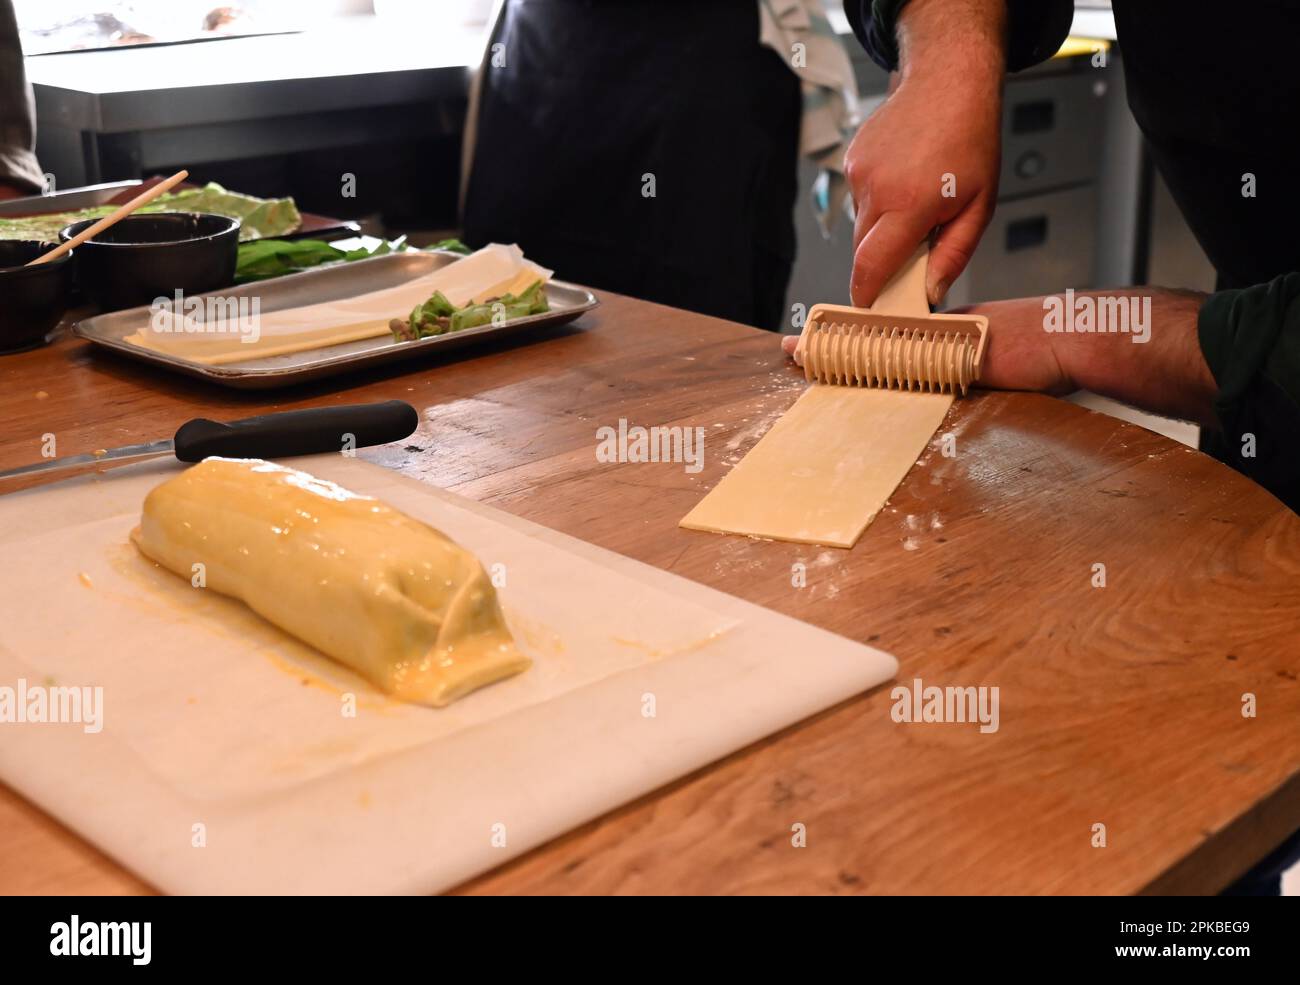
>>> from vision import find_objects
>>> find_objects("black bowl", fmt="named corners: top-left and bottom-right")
top-left (59, 212), bottom-right (239, 312)
top-left (0, 240), bottom-right (74, 353)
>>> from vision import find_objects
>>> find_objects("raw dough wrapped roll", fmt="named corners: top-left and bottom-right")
top-left (131, 457), bottom-right (529, 706)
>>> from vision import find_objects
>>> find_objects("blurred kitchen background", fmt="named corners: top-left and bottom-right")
top-left (17, 0), bottom-right (1211, 445)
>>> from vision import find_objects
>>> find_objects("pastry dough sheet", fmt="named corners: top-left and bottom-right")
top-left (681, 385), bottom-right (953, 548)
top-left (121, 243), bottom-right (551, 364)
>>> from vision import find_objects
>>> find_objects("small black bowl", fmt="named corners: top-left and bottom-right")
top-left (60, 212), bottom-right (239, 312)
top-left (0, 240), bottom-right (74, 353)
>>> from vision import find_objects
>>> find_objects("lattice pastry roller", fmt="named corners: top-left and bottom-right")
top-left (794, 245), bottom-right (989, 395)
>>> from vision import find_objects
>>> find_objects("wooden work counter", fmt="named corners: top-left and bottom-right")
top-left (1, 291), bottom-right (1298, 894)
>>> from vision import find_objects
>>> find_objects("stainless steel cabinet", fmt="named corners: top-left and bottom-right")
top-left (999, 70), bottom-right (1107, 199)
top-left (946, 185), bottom-right (1098, 305)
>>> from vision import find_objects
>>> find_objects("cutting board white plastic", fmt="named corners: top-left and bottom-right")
top-left (0, 455), bottom-right (896, 894)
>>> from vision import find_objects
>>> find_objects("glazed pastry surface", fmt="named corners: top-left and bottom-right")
top-left (131, 457), bottom-right (529, 706)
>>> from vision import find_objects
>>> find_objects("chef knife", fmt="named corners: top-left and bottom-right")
top-left (0, 400), bottom-right (420, 481)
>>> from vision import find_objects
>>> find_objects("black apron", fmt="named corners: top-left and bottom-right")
top-left (1113, 0), bottom-right (1300, 291)
top-left (1111, 1), bottom-right (1300, 479)
top-left (462, 0), bottom-right (802, 330)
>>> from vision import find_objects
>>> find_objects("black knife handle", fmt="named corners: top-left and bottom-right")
top-left (172, 400), bottom-right (419, 463)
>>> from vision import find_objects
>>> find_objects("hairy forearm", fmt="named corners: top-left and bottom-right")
top-left (1043, 289), bottom-right (1218, 427)
top-left (895, 0), bottom-right (1007, 83)
top-left (963, 288), bottom-right (1219, 427)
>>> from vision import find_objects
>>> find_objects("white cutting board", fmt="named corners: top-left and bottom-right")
top-left (0, 455), bottom-right (896, 894)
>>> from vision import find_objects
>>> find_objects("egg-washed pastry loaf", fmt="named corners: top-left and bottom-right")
top-left (131, 457), bottom-right (530, 706)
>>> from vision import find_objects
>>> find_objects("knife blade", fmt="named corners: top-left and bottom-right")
top-left (0, 440), bottom-right (177, 480)
top-left (0, 400), bottom-right (420, 482)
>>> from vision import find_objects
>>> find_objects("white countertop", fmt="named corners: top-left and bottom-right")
top-left (25, 17), bottom-right (484, 95)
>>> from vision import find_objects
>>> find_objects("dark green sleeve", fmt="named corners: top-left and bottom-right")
top-left (847, 0), bottom-right (1075, 73)
top-left (1198, 273), bottom-right (1300, 512)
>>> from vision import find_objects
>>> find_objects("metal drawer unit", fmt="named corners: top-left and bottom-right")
top-left (999, 67), bottom-right (1108, 198)
top-left (947, 184), bottom-right (1099, 305)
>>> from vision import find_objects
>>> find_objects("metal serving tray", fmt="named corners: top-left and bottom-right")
top-left (72, 251), bottom-right (598, 389)
top-left (0, 180), bottom-right (141, 217)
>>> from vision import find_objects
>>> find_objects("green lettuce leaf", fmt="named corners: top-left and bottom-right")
top-left (0, 181), bottom-right (301, 244)
top-left (395, 279), bottom-right (550, 341)
top-left (234, 235), bottom-right (406, 284)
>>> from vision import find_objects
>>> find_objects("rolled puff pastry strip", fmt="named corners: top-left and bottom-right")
top-left (130, 457), bottom-right (529, 706)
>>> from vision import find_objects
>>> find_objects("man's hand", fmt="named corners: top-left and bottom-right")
top-left (958, 294), bottom-right (1076, 394)
top-left (845, 0), bottom-right (1006, 308)
top-left (781, 288), bottom-right (1219, 426)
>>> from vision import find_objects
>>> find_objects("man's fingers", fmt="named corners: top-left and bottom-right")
top-left (851, 191), bottom-right (879, 260)
top-left (850, 211), bottom-right (932, 308)
top-left (927, 200), bottom-right (993, 305)
top-left (780, 334), bottom-right (800, 362)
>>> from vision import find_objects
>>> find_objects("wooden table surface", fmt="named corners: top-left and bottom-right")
top-left (2, 292), bottom-right (1298, 895)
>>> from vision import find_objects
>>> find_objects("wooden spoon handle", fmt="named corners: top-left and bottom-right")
top-left (26, 169), bottom-right (190, 266)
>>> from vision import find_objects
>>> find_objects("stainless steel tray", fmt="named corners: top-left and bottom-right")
top-left (71, 251), bottom-right (598, 389)
top-left (0, 180), bottom-right (141, 216)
